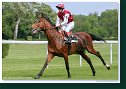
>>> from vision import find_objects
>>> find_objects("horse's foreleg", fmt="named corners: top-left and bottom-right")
top-left (80, 52), bottom-right (96, 76)
top-left (34, 60), bottom-right (48, 79)
top-left (63, 54), bottom-right (71, 78)
top-left (34, 53), bottom-right (54, 79)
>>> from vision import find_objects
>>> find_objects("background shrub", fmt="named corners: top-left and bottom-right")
top-left (2, 44), bottom-right (9, 58)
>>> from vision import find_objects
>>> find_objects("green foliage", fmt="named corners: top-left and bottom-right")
top-left (2, 44), bottom-right (9, 58)
top-left (27, 36), bottom-right (32, 41)
top-left (99, 9), bottom-right (118, 37)
top-left (73, 10), bottom-right (118, 38)
top-left (2, 2), bottom-right (118, 40)
top-left (2, 2), bottom-right (56, 40)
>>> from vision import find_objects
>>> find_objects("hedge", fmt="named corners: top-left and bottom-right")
top-left (2, 44), bottom-right (9, 58)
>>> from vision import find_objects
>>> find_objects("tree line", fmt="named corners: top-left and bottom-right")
top-left (2, 2), bottom-right (118, 40)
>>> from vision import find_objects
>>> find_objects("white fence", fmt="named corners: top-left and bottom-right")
top-left (2, 40), bottom-right (48, 44)
top-left (2, 40), bottom-right (118, 66)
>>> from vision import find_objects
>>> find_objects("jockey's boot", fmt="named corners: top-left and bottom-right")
top-left (65, 36), bottom-right (71, 45)
top-left (71, 35), bottom-right (78, 42)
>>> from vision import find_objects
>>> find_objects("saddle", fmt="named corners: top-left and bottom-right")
top-left (59, 30), bottom-right (78, 45)
top-left (64, 35), bottom-right (78, 45)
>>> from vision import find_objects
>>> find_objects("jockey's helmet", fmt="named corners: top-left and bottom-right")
top-left (56, 3), bottom-right (64, 9)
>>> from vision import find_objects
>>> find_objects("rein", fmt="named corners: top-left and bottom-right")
top-left (40, 19), bottom-right (54, 31)
top-left (36, 19), bottom-right (47, 32)
top-left (43, 20), bottom-right (47, 30)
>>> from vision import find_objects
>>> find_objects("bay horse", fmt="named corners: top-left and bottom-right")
top-left (31, 15), bottom-right (110, 79)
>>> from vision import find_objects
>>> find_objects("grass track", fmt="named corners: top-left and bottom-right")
top-left (2, 43), bottom-right (118, 80)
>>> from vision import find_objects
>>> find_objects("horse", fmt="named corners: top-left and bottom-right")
top-left (31, 15), bottom-right (110, 79)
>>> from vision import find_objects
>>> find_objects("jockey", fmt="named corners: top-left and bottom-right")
top-left (54, 3), bottom-right (75, 44)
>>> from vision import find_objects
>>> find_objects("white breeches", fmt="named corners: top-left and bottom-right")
top-left (61, 21), bottom-right (74, 32)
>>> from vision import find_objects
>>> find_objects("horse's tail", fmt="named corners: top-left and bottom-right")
top-left (88, 33), bottom-right (106, 42)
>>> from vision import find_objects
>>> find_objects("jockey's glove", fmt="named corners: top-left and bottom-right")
top-left (52, 24), bottom-right (61, 29)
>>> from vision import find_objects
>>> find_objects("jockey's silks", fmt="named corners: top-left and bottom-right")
top-left (57, 10), bottom-right (74, 24)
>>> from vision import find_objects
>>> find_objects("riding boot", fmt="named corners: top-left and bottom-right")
top-left (64, 32), bottom-right (71, 45)
top-left (71, 35), bottom-right (78, 42)
top-left (65, 36), bottom-right (71, 45)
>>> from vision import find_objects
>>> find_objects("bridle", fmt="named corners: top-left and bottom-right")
top-left (32, 18), bottom-right (47, 33)
top-left (43, 19), bottom-right (47, 30)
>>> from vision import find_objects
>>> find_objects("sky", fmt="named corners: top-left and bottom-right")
top-left (44, 2), bottom-right (119, 16)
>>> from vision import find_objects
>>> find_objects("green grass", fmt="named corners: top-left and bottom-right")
top-left (2, 43), bottom-right (119, 80)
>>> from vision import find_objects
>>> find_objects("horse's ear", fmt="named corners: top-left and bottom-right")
top-left (37, 12), bottom-right (44, 19)
top-left (38, 14), bottom-right (42, 18)
top-left (40, 12), bottom-right (44, 18)
top-left (35, 12), bottom-right (41, 19)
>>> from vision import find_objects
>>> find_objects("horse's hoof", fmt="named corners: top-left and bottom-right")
top-left (93, 73), bottom-right (95, 76)
top-left (106, 64), bottom-right (110, 70)
top-left (34, 75), bottom-right (40, 79)
top-left (93, 72), bottom-right (96, 76)
top-left (34, 74), bottom-right (42, 79)
top-left (68, 76), bottom-right (71, 78)
top-left (93, 70), bottom-right (96, 76)
top-left (107, 66), bottom-right (110, 70)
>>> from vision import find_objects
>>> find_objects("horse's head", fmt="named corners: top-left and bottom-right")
top-left (31, 17), bottom-right (47, 34)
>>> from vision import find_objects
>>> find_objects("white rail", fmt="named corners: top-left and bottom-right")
top-left (2, 40), bottom-right (118, 66)
top-left (2, 40), bottom-right (118, 44)
top-left (2, 40), bottom-right (48, 44)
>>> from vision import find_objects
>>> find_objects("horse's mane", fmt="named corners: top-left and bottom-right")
top-left (41, 13), bottom-right (62, 41)
top-left (42, 14), bottom-right (59, 31)
top-left (42, 14), bottom-right (55, 26)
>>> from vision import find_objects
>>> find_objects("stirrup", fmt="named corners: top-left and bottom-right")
top-left (64, 37), bottom-right (68, 41)
top-left (65, 40), bottom-right (71, 45)
top-left (65, 37), bottom-right (71, 45)
top-left (70, 35), bottom-right (78, 43)
top-left (71, 40), bottom-right (78, 43)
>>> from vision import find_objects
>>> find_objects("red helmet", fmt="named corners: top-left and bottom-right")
top-left (56, 3), bottom-right (64, 9)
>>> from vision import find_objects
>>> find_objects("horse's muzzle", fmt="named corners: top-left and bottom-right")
top-left (32, 29), bottom-right (38, 34)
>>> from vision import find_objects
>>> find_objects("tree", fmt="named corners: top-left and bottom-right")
top-left (2, 2), bottom-right (118, 40)
top-left (2, 2), bottom-right (28, 40)
top-left (99, 9), bottom-right (118, 37)
top-left (2, 2), bottom-right (57, 40)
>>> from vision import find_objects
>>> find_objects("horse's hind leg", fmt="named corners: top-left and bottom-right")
top-left (96, 51), bottom-right (110, 70)
top-left (79, 52), bottom-right (96, 76)
top-left (34, 52), bottom-right (54, 79)
top-left (86, 45), bottom-right (110, 70)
